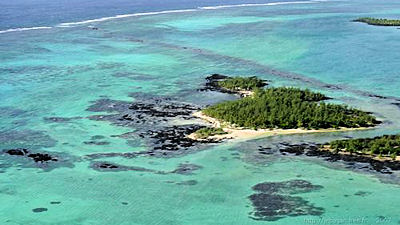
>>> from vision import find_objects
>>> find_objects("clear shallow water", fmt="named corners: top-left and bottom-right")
top-left (1, 0), bottom-right (400, 224)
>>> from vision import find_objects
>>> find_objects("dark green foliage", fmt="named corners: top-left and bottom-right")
top-left (354, 17), bottom-right (400, 26)
top-left (330, 135), bottom-right (400, 156)
top-left (202, 87), bottom-right (379, 129)
top-left (193, 127), bottom-right (227, 139)
top-left (218, 76), bottom-right (267, 91)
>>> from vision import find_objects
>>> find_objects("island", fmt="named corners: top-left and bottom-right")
top-left (188, 127), bottom-right (227, 140)
top-left (202, 74), bottom-right (268, 97)
top-left (190, 75), bottom-right (380, 141)
top-left (279, 135), bottom-right (400, 172)
top-left (218, 76), bottom-right (267, 93)
top-left (353, 17), bottom-right (400, 26)
top-left (328, 135), bottom-right (400, 160)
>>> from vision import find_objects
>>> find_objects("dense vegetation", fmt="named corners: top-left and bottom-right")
top-left (330, 135), bottom-right (400, 159)
top-left (203, 87), bottom-right (379, 129)
top-left (218, 76), bottom-right (267, 91)
top-left (353, 17), bottom-right (400, 26)
top-left (193, 127), bottom-right (227, 139)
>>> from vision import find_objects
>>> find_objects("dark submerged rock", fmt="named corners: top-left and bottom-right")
top-left (91, 161), bottom-right (155, 173)
top-left (249, 180), bottom-right (324, 221)
top-left (252, 179), bottom-right (323, 195)
top-left (249, 193), bottom-right (323, 221)
top-left (4, 149), bottom-right (57, 163)
top-left (98, 163), bottom-right (119, 169)
top-left (392, 102), bottom-right (400, 109)
top-left (91, 135), bottom-right (106, 140)
top-left (354, 191), bottom-right (371, 197)
top-left (27, 153), bottom-right (58, 163)
top-left (368, 94), bottom-right (388, 100)
top-left (90, 161), bottom-right (202, 175)
top-left (257, 146), bottom-right (274, 155)
top-left (32, 208), bottom-right (48, 213)
top-left (279, 143), bottom-right (319, 156)
top-left (127, 100), bottom-right (200, 119)
top-left (176, 180), bottom-right (198, 185)
top-left (2, 148), bottom-right (73, 170)
top-left (97, 125), bottom-right (219, 159)
top-left (142, 125), bottom-right (217, 153)
top-left (171, 163), bottom-right (203, 175)
top-left (88, 98), bottom-right (200, 125)
top-left (87, 97), bottom-right (214, 156)
top-left (85, 152), bottom-right (137, 160)
top-left (322, 84), bottom-right (341, 90)
top-left (87, 98), bottom-right (131, 113)
top-left (44, 117), bottom-right (82, 123)
top-left (83, 141), bottom-right (110, 146)
top-left (5, 148), bottom-right (29, 156)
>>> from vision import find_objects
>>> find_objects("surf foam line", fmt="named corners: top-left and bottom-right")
top-left (198, 0), bottom-right (321, 10)
top-left (58, 0), bottom-right (325, 27)
top-left (56, 9), bottom-right (198, 27)
top-left (0, 0), bottom-right (325, 33)
top-left (0, 26), bottom-right (52, 34)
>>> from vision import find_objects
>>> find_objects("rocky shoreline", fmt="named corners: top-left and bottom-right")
top-left (199, 74), bottom-right (235, 94)
top-left (189, 74), bottom-right (376, 142)
top-left (199, 73), bottom-right (269, 97)
top-left (3, 74), bottom-right (398, 176)
top-left (278, 143), bottom-right (400, 174)
top-left (85, 94), bottom-right (223, 159)
top-left (82, 74), bottom-right (398, 173)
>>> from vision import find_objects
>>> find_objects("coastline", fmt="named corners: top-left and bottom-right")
top-left (279, 143), bottom-right (400, 173)
top-left (319, 145), bottom-right (400, 162)
top-left (191, 110), bottom-right (400, 167)
top-left (188, 111), bottom-right (373, 141)
top-left (191, 111), bottom-right (400, 165)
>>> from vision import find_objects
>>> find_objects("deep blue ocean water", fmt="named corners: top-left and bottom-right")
top-left (0, 0), bottom-right (306, 30)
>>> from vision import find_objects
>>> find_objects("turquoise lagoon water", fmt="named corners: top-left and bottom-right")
top-left (1, 0), bottom-right (400, 224)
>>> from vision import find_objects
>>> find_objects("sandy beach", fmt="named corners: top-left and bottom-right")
top-left (189, 112), bottom-right (400, 162)
top-left (189, 111), bottom-right (372, 141)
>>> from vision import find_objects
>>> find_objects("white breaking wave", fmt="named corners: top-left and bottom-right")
top-left (56, 9), bottom-right (198, 27)
top-left (198, 0), bottom-right (317, 10)
top-left (0, 26), bottom-right (52, 34)
top-left (0, 0), bottom-right (326, 34)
